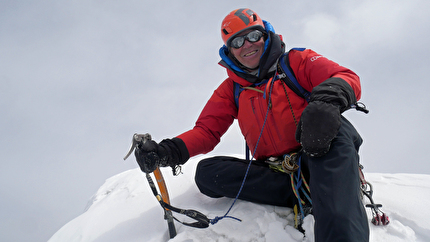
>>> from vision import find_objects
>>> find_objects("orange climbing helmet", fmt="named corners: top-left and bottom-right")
top-left (221, 8), bottom-right (266, 47)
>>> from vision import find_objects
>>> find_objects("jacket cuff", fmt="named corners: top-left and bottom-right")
top-left (310, 77), bottom-right (357, 112)
top-left (172, 137), bottom-right (190, 165)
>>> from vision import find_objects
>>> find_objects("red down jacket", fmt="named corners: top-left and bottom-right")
top-left (177, 49), bottom-right (361, 160)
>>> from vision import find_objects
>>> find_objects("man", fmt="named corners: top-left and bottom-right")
top-left (135, 8), bottom-right (369, 241)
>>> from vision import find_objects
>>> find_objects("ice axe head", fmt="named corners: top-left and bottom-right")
top-left (123, 133), bottom-right (152, 160)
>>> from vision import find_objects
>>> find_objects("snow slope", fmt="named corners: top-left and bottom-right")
top-left (49, 155), bottom-right (430, 242)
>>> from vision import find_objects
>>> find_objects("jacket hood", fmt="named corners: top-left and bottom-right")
top-left (219, 20), bottom-right (285, 83)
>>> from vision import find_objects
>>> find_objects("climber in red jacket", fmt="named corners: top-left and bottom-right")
top-left (134, 8), bottom-right (369, 242)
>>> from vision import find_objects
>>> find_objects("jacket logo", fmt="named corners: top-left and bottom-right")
top-left (310, 56), bottom-right (323, 62)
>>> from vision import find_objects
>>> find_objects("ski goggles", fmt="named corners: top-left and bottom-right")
top-left (229, 30), bottom-right (264, 49)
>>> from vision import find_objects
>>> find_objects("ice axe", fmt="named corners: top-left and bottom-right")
top-left (124, 133), bottom-right (177, 239)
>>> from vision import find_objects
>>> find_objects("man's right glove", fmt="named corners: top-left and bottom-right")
top-left (134, 137), bottom-right (189, 173)
top-left (295, 77), bottom-right (357, 157)
top-left (295, 100), bottom-right (341, 157)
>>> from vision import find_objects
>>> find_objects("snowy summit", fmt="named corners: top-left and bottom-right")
top-left (49, 155), bottom-right (430, 242)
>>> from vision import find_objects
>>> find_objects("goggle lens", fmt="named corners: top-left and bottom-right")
top-left (230, 30), bottom-right (264, 49)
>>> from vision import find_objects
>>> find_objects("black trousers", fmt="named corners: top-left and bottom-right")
top-left (195, 117), bottom-right (369, 242)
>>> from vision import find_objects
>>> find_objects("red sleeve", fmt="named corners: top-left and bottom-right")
top-left (289, 49), bottom-right (361, 100)
top-left (176, 79), bottom-right (237, 157)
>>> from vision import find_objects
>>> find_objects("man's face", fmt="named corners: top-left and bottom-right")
top-left (229, 30), bottom-right (265, 70)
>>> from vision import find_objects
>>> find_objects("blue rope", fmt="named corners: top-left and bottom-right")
top-left (210, 74), bottom-right (278, 225)
top-left (300, 186), bottom-right (312, 204)
top-left (292, 156), bottom-right (313, 223)
top-left (294, 157), bottom-right (305, 221)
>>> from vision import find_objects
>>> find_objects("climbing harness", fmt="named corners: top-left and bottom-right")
top-left (265, 153), bottom-right (299, 174)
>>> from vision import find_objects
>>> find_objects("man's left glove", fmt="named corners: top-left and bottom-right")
top-left (134, 137), bottom-right (189, 173)
top-left (295, 77), bottom-right (356, 157)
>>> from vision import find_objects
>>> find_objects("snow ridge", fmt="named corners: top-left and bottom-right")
top-left (49, 156), bottom-right (430, 242)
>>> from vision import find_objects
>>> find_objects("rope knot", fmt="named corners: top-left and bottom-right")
top-left (210, 216), bottom-right (222, 225)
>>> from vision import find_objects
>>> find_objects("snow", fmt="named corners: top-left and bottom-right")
top-left (49, 155), bottom-right (430, 242)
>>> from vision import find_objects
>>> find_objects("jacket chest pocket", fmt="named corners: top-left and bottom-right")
top-left (237, 89), bottom-right (282, 152)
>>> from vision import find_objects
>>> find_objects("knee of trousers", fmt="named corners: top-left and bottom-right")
top-left (194, 156), bottom-right (231, 198)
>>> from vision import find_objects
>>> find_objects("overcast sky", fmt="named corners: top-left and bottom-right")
top-left (1, 0), bottom-right (429, 241)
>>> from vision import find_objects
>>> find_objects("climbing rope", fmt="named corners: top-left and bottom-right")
top-left (211, 72), bottom-right (279, 225)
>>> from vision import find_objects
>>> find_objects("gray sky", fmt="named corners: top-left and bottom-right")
top-left (1, 0), bottom-right (429, 241)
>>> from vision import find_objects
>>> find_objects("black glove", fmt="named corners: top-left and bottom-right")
top-left (134, 137), bottom-right (189, 173)
top-left (296, 101), bottom-right (341, 157)
top-left (296, 78), bottom-right (356, 157)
